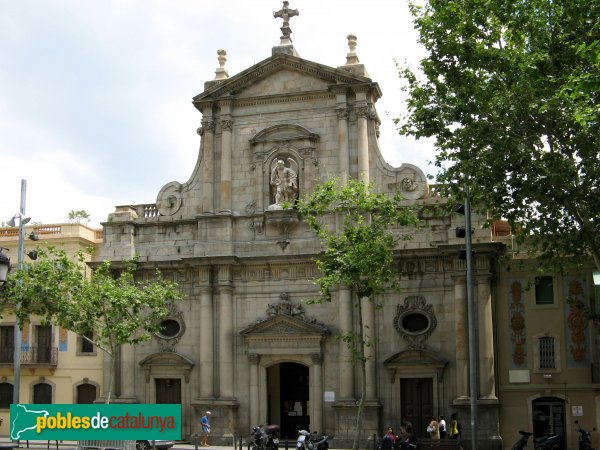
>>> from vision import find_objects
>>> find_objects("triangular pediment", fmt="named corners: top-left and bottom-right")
top-left (384, 349), bottom-right (447, 370)
top-left (193, 53), bottom-right (378, 106)
top-left (139, 351), bottom-right (195, 368)
top-left (241, 313), bottom-right (329, 356)
top-left (241, 313), bottom-right (329, 337)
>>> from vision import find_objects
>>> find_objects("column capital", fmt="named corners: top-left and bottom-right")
top-left (311, 353), bottom-right (323, 364)
top-left (202, 120), bottom-right (216, 133)
top-left (476, 274), bottom-right (493, 285)
top-left (248, 353), bottom-right (261, 365)
top-left (335, 107), bottom-right (349, 120)
top-left (221, 119), bottom-right (234, 131)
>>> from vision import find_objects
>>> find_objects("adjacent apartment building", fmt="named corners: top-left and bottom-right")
top-left (0, 223), bottom-right (104, 435)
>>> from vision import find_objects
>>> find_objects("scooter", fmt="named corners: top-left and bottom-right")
top-left (511, 430), bottom-right (533, 450)
top-left (510, 430), bottom-right (563, 450)
top-left (248, 424), bottom-right (280, 450)
top-left (296, 430), bottom-right (329, 450)
top-left (575, 420), bottom-right (595, 450)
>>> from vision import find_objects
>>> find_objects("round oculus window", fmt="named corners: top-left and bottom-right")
top-left (401, 312), bottom-right (430, 334)
top-left (159, 319), bottom-right (181, 338)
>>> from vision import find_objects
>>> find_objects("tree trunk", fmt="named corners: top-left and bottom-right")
top-left (352, 297), bottom-right (367, 450)
top-left (105, 350), bottom-right (116, 404)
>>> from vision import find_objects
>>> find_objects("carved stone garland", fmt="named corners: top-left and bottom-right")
top-left (156, 301), bottom-right (186, 353)
top-left (393, 295), bottom-right (437, 350)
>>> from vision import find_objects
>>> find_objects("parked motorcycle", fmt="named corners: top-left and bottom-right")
top-left (249, 424), bottom-right (280, 450)
top-left (296, 430), bottom-right (329, 450)
top-left (575, 420), bottom-right (595, 450)
top-left (510, 430), bottom-right (563, 450)
top-left (511, 430), bottom-right (533, 450)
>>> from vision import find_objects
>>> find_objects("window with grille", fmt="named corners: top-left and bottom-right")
top-left (538, 337), bottom-right (556, 369)
top-left (535, 276), bottom-right (554, 305)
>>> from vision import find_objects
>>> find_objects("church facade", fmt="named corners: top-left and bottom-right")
top-left (95, 3), bottom-right (585, 449)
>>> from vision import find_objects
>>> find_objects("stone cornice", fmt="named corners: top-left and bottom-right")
top-left (193, 54), bottom-right (375, 110)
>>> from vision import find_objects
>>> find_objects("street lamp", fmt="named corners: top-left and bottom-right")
top-left (7, 179), bottom-right (31, 408)
top-left (454, 186), bottom-right (478, 450)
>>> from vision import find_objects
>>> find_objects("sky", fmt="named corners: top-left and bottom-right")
top-left (0, 0), bottom-right (437, 227)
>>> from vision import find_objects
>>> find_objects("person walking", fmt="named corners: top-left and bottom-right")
top-left (448, 413), bottom-right (461, 439)
top-left (427, 416), bottom-right (440, 440)
top-left (200, 411), bottom-right (211, 446)
top-left (439, 415), bottom-right (447, 439)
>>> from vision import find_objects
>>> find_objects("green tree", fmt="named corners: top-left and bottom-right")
top-left (1, 247), bottom-right (182, 403)
top-left (68, 210), bottom-right (91, 223)
top-left (297, 179), bottom-right (419, 450)
top-left (398, 0), bottom-right (600, 272)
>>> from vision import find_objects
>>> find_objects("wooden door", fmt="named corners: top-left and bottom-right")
top-left (0, 326), bottom-right (14, 363)
top-left (155, 378), bottom-right (181, 404)
top-left (36, 325), bottom-right (52, 363)
top-left (400, 378), bottom-right (433, 438)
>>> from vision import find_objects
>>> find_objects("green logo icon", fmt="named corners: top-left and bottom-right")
top-left (10, 404), bottom-right (181, 440)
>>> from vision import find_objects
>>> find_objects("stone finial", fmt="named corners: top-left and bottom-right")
top-left (345, 34), bottom-right (360, 65)
top-left (214, 49), bottom-right (229, 80)
top-left (273, 1), bottom-right (299, 46)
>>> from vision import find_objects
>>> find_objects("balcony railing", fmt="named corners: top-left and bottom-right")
top-left (0, 346), bottom-right (58, 366)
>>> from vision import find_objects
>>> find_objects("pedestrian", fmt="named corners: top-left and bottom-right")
top-left (426, 416), bottom-right (440, 440)
top-left (439, 415), bottom-right (447, 439)
top-left (449, 413), bottom-right (461, 439)
top-left (200, 411), bottom-right (211, 446)
top-left (381, 426), bottom-right (397, 449)
top-left (401, 416), bottom-right (413, 437)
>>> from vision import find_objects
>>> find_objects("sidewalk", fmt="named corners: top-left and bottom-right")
top-left (0, 443), bottom-right (237, 450)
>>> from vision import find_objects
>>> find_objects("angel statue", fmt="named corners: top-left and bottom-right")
top-left (269, 158), bottom-right (298, 209)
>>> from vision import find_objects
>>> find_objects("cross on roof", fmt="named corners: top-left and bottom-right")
top-left (273, 1), bottom-right (299, 44)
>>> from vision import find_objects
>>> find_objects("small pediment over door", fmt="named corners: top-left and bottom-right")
top-left (384, 349), bottom-right (447, 381)
top-left (139, 352), bottom-right (195, 383)
top-left (240, 314), bottom-right (329, 356)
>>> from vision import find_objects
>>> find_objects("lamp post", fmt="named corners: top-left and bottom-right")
top-left (464, 185), bottom-right (478, 450)
top-left (9, 179), bottom-right (30, 407)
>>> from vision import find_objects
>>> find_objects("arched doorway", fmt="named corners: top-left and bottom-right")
top-left (532, 396), bottom-right (565, 448)
top-left (268, 362), bottom-right (309, 438)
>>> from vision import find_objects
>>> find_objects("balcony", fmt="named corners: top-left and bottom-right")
top-left (0, 346), bottom-right (58, 366)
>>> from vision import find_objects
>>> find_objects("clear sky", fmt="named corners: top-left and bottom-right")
top-left (1, 0), bottom-right (436, 227)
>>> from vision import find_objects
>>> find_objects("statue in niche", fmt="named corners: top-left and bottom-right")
top-left (269, 158), bottom-right (298, 210)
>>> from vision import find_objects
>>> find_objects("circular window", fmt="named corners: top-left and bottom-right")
top-left (159, 319), bottom-right (181, 338)
top-left (401, 313), bottom-right (430, 334)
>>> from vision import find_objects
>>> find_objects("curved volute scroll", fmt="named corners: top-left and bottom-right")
top-left (385, 163), bottom-right (429, 200)
top-left (156, 181), bottom-right (183, 216)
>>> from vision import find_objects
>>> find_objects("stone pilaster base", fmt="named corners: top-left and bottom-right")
top-left (452, 398), bottom-right (502, 450)
top-left (331, 400), bottom-right (382, 448)
top-left (191, 398), bottom-right (240, 445)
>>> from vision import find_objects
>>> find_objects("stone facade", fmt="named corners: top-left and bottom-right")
top-left (96, 4), bottom-right (599, 449)
top-left (97, 17), bottom-right (505, 447)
